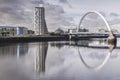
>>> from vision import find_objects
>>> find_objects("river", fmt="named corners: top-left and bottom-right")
top-left (0, 38), bottom-right (120, 80)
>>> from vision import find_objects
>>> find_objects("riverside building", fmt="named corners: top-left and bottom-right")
top-left (0, 26), bottom-right (34, 37)
top-left (34, 4), bottom-right (48, 35)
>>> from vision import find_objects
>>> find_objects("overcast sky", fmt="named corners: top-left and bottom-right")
top-left (0, 0), bottom-right (120, 31)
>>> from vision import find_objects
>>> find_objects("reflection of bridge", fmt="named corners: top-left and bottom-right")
top-left (50, 41), bottom-right (116, 70)
top-left (78, 47), bottom-right (112, 70)
top-left (50, 41), bottom-right (120, 49)
top-left (69, 43), bottom-right (120, 49)
top-left (39, 41), bottom-right (116, 71)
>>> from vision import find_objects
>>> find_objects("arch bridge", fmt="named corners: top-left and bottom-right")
top-left (68, 11), bottom-right (116, 44)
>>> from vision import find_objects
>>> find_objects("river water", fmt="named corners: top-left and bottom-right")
top-left (0, 38), bottom-right (120, 80)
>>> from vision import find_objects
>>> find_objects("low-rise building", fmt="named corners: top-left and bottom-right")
top-left (0, 26), bottom-right (34, 37)
top-left (68, 28), bottom-right (89, 33)
top-left (27, 30), bottom-right (35, 36)
top-left (78, 28), bottom-right (89, 32)
top-left (17, 27), bottom-right (28, 36)
top-left (68, 29), bottom-right (77, 33)
top-left (54, 28), bottom-right (64, 34)
top-left (0, 26), bottom-right (17, 36)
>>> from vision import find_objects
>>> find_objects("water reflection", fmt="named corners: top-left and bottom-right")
top-left (50, 41), bottom-right (68, 49)
top-left (0, 39), bottom-right (120, 80)
top-left (17, 43), bottom-right (29, 58)
top-left (0, 43), bottom-right (28, 57)
top-left (50, 39), bottom-right (108, 48)
top-left (35, 42), bottom-right (48, 74)
top-left (78, 41), bottom-right (116, 70)
top-left (49, 39), bottom-right (117, 71)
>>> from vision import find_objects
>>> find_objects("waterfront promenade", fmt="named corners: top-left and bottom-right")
top-left (0, 33), bottom-right (120, 43)
top-left (0, 35), bottom-right (69, 43)
top-left (0, 34), bottom-right (109, 43)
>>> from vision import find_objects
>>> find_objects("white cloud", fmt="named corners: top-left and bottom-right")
top-left (0, 0), bottom-right (74, 31)
top-left (0, 0), bottom-right (120, 31)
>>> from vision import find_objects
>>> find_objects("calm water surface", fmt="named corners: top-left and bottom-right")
top-left (0, 39), bottom-right (120, 80)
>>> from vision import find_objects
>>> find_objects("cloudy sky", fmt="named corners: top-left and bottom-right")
top-left (0, 0), bottom-right (120, 31)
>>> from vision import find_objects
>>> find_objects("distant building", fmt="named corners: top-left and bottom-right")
top-left (68, 29), bottom-right (77, 33)
top-left (78, 28), bottom-right (89, 32)
top-left (68, 28), bottom-right (89, 33)
top-left (0, 26), bottom-right (34, 37)
top-left (54, 28), bottom-right (64, 34)
top-left (17, 27), bottom-right (28, 36)
top-left (27, 30), bottom-right (35, 35)
top-left (0, 26), bottom-right (17, 36)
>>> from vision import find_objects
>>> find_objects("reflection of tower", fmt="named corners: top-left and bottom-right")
top-left (17, 43), bottom-right (28, 58)
top-left (35, 42), bottom-right (48, 73)
top-left (34, 4), bottom-right (48, 35)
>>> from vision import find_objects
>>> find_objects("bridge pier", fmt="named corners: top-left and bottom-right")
top-left (107, 31), bottom-right (117, 50)
top-left (108, 34), bottom-right (117, 46)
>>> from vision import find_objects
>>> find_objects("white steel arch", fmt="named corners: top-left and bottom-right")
top-left (78, 11), bottom-right (113, 36)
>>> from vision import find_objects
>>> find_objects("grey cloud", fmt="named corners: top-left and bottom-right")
top-left (59, 0), bottom-right (72, 8)
top-left (99, 11), bottom-right (106, 17)
top-left (45, 3), bottom-right (65, 14)
top-left (31, 0), bottom-right (44, 4)
top-left (83, 11), bottom-right (106, 21)
top-left (86, 13), bottom-right (99, 20)
top-left (0, 0), bottom-right (74, 30)
top-left (110, 13), bottom-right (119, 17)
top-left (44, 3), bottom-right (74, 31)
top-left (59, 0), bottom-right (68, 3)
top-left (0, 0), bottom-right (30, 26)
top-left (108, 13), bottom-right (120, 26)
top-left (109, 19), bottom-right (120, 25)
top-left (81, 12), bottom-right (120, 32)
top-left (0, 0), bottom-right (22, 18)
top-left (79, 12), bottom-right (109, 32)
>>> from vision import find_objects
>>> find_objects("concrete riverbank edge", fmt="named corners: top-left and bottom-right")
top-left (0, 36), bottom-right (69, 43)
top-left (0, 35), bottom-right (109, 43)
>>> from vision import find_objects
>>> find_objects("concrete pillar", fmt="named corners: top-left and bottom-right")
top-left (108, 31), bottom-right (117, 47)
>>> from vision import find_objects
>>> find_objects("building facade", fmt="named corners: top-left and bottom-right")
top-left (34, 5), bottom-right (48, 35)
top-left (17, 27), bottom-right (28, 36)
top-left (0, 26), bottom-right (17, 36)
top-left (0, 26), bottom-right (34, 37)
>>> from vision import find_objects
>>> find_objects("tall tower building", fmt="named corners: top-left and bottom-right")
top-left (34, 4), bottom-right (48, 35)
